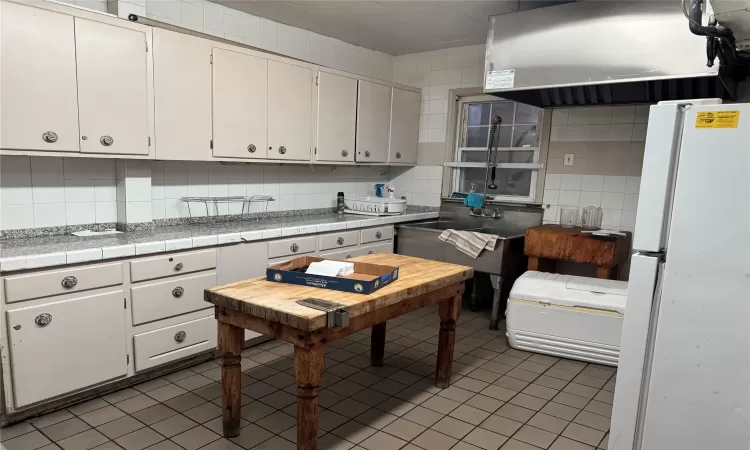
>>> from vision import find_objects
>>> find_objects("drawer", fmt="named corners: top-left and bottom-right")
top-left (361, 226), bottom-right (393, 244)
top-left (360, 241), bottom-right (394, 255)
top-left (318, 230), bottom-right (359, 251)
top-left (6, 290), bottom-right (127, 407)
top-left (4, 262), bottom-right (123, 304)
top-left (130, 249), bottom-right (216, 282)
top-left (268, 236), bottom-right (316, 259)
top-left (319, 247), bottom-right (360, 260)
top-left (131, 272), bottom-right (217, 325)
top-left (267, 253), bottom-right (315, 268)
top-left (133, 315), bottom-right (217, 372)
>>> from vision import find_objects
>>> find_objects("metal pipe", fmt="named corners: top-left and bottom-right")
top-left (484, 116), bottom-right (502, 196)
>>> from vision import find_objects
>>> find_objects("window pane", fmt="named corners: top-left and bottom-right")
top-left (489, 126), bottom-right (512, 147)
top-left (512, 125), bottom-right (539, 147)
top-left (467, 104), bottom-right (490, 126)
top-left (491, 102), bottom-right (515, 125)
top-left (466, 126), bottom-right (489, 147)
top-left (461, 151), bottom-right (535, 163)
top-left (515, 103), bottom-right (538, 124)
top-left (459, 168), bottom-right (533, 197)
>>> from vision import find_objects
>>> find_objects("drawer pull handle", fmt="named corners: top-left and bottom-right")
top-left (174, 262), bottom-right (184, 271)
top-left (365, 151), bottom-right (371, 158)
top-left (341, 150), bottom-right (348, 157)
top-left (278, 146), bottom-right (287, 155)
top-left (368, 251), bottom-right (374, 254)
top-left (100, 135), bottom-right (114, 146)
top-left (337, 237), bottom-right (344, 245)
top-left (247, 144), bottom-right (256, 153)
top-left (61, 276), bottom-right (78, 289)
top-left (290, 243), bottom-right (299, 253)
top-left (35, 313), bottom-right (52, 326)
top-left (375, 231), bottom-right (382, 239)
top-left (174, 331), bottom-right (186, 343)
top-left (346, 255), bottom-right (352, 259)
top-left (172, 286), bottom-right (184, 298)
top-left (42, 131), bottom-right (58, 143)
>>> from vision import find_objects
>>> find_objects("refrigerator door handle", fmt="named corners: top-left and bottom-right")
top-left (609, 254), bottom-right (664, 450)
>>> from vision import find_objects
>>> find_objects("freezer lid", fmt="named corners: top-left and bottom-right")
top-left (609, 254), bottom-right (662, 450)
top-left (632, 103), bottom-right (685, 252)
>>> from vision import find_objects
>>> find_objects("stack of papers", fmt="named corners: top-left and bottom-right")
top-left (305, 260), bottom-right (355, 277)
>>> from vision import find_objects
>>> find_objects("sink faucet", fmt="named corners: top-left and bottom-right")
top-left (470, 207), bottom-right (503, 219)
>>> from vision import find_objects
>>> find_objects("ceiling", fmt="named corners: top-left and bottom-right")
top-left (213, 1), bottom-right (571, 55)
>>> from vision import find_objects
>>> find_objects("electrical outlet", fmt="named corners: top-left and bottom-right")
top-left (564, 153), bottom-right (575, 166)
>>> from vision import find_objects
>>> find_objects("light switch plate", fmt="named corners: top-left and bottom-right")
top-left (564, 153), bottom-right (575, 166)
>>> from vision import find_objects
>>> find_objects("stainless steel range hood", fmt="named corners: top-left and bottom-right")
top-left (483, 1), bottom-right (738, 107)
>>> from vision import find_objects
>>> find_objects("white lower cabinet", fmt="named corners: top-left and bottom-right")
top-left (6, 290), bottom-right (127, 407)
top-left (133, 315), bottom-right (217, 372)
top-left (130, 272), bottom-right (216, 325)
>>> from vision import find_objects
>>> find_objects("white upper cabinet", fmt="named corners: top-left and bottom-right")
top-left (316, 71), bottom-right (357, 163)
top-left (75, 18), bottom-right (150, 155)
top-left (268, 60), bottom-right (313, 161)
top-left (388, 87), bottom-right (421, 164)
top-left (212, 48), bottom-right (268, 159)
top-left (0, 2), bottom-right (80, 152)
top-left (356, 80), bottom-right (391, 163)
top-left (153, 29), bottom-right (212, 160)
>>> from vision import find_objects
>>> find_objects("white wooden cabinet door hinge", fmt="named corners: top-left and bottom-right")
top-left (314, 147), bottom-right (317, 154)
top-left (210, 139), bottom-right (213, 150)
top-left (210, 54), bottom-right (213, 64)
top-left (145, 40), bottom-right (148, 52)
top-left (315, 75), bottom-right (319, 85)
top-left (124, 298), bottom-right (127, 309)
top-left (148, 136), bottom-right (151, 146)
top-left (127, 354), bottom-right (130, 364)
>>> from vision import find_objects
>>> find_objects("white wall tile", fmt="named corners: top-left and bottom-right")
top-left (581, 175), bottom-right (604, 192)
top-left (551, 109), bottom-right (568, 126)
top-left (66, 202), bottom-right (96, 225)
top-left (181, 0), bottom-right (204, 31)
top-left (560, 174), bottom-right (582, 191)
top-left (632, 124), bottom-right (648, 141)
top-left (544, 174), bottom-right (562, 190)
top-left (634, 105), bottom-right (650, 124)
top-left (588, 106), bottom-right (612, 125)
top-left (610, 124), bottom-right (634, 142)
top-left (543, 205), bottom-right (559, 223)
top-left (64, 179), bottom-right (95, 203)
top-left (542, 189), bottom-right (559, 205)
top-left (151, 199), bottom-right (166, 220)
top-left (33, 203), bottom-right (66, 228)
top-left (625, 176), bottom-right (641, 194)
top-left (203, 1), bottom-right (224, 36)
top-left (558, 190), bottom-right (581, 206)
top-left (126, 201), bottom-right (153, 223)
top-left (623, 193), bottom-right (639, 211)
top-left (567, 109), bottom-right (590, 125)
top-left (601, 208), bottom-right (622, 228)
top-left (579, 191), bottom-right (602, 207)
top-left (157, 0), bottom-right (181, 25)
top-left (601, 192), bottom-right (624, 210)
top-left (95, 201), bottom-right (118, 223)
top-left (63, 158), bottom-right (94, 180)
top-left (1, 204), bottom-right (34, 230)
top-left (611, 106), bottom-right (635, 124)
top-left (94, 160), bottom-right (116, 180)
top-left (621, 210), bottom-right (637, 228)
top-left (603, 176), bottom-right (627, 193)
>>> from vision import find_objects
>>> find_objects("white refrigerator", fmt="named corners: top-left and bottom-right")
top-left (609, 101), bottom-right (750, 450)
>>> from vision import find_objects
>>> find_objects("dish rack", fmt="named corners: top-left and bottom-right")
top-left (180, 195), bottom-right (275, 219)
top-left (346, 196), bottom-right (407, 215)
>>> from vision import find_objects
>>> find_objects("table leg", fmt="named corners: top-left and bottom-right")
top-left (435, 295), bottom-right (461, 389)
top-left (295, 346), bottom-right (325, 450)
top-left (219, 321), bottom-right (244, 438)
top-left (370, 322), bottom-right (386, 367)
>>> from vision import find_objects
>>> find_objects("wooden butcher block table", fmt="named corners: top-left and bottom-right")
top-left (524, 225), bottom-right (632, 279)
top-left (204, 254), bottom-right (474, 450)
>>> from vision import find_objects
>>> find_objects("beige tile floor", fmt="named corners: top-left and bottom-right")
top-left (1, 306), bottom-right (615, 450)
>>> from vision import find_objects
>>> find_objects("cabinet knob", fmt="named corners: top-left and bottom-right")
top-left (35, 313), bottom-right (52, 327)
top-left (368, 251), bottom-right (374, 254)
top-left (174, 331), bottom-right (186, 343)
top-left (172, 286), bottom-right (184, 298)
top-left (337, 237), bottom-right (344, 245)
top-left (174, 262), bottom-right (184, 271)
top-left (42, 131), bottom-right (58, 143)
top-left (346, 255), bottom-right (352, 259)
top-left (375, 231), bottom-right (382, 239)
top-left (278, 146), bottom-right (287, 155)
top-left (341, 150), bottom-right (348, 157)
top-left (247, 144), bottom-right (256, 153)
top-left (61, 276), bottom-right (78, 289)
top-left (396, 152), bottom-right (401, 159)
top-left (100, 135), bottom-right (114, 146)
top-left (365, 151), bottom-right (371, 158)
top-left (290, 243), bottom-right (299, 253)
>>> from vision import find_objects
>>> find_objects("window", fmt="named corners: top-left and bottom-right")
top-left (449, 96), bottom-right (543, 203)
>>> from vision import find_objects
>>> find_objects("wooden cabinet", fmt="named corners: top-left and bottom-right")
top-left (316, 72), bottom-right (357, 162)
top-left (388, 87), bottom-right (420, 164)
top-left (0, 2), bottom-right (80, 152)
top-left (75, 18), bottom-right (150, 155)
top-left (6, 290), bottom-right (127, 407)
top-left (153, 29), bottom-right (212, 160)
top-left (212, 48), bottom-right (268, 159)
top-left (131, 272), bottom-right (216, 325)
top-left (356, 80), bottom-right (391, 163)
top-left (133, 315), bottom-right (216, 372)
top-left (268, 60), bottom-right (313, 161)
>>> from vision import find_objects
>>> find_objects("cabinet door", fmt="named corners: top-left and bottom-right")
top-left (356, 80), bottom-right (391, 163)
top-left (0, 2), bottom-right (79, 152)
top-left (268, 60), bottom-right (313, 161)
top-left (212, 48), bottom-right (268, 159)
top-left (216, 242), bottom-right (268, 285)
top-left (153, 29), bottom-right (212, 160)
top-left (75, 19), bottom-right (150, 155)
top-left (316, 72), bottom-right (356, 162)
top-left (388, 88), bottom-right (420, 164)
top-left (6, 290), bottom-right (127, 407)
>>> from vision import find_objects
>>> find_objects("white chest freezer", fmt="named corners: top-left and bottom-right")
top-left (506, 271), bottom-right (627, 366)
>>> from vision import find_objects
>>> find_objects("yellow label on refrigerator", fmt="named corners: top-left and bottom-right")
top-left (695, 111), bottom-right (740, 128)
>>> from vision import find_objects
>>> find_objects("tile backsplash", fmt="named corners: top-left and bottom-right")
top-left (0, 156), bottom-right (442, 231)
top-left (542, 105), bottom-right (650, 233)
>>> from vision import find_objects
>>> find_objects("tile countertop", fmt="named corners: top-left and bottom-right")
top-left (0, 211), bottom-right (438, 272)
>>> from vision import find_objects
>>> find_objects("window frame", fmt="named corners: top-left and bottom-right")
top-left (449, 95), bottom-right (544, 204)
